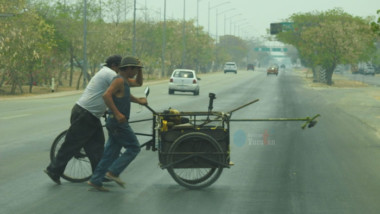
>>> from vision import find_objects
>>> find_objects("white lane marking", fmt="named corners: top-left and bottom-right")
top-left (0, 114), bottom-right (31, 120)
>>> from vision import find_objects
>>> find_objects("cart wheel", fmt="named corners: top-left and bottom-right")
top-left (50, 130), bottom-right (92, 183)
top-left (166, 132), bottom-right (224, 189)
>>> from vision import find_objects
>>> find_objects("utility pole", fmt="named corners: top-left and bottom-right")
top-left (133, 0), bottom-right (136, 56)
top-left (161, 0), bottom-right (166, 77)
top-left (196, 0), bottom-right (201, 73)
top-left (207, 1), bottom-right (210, 36)
top-left (83, 0), bottom-right (88, 88)
top-left (181, 0), bottom-right (186, 68)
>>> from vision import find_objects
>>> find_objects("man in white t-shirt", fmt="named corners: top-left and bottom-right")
top-left (44, 55), bottom-right (142, 185)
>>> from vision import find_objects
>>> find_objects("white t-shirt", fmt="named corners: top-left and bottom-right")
top-left (76, 66), bottom-right (117, 118)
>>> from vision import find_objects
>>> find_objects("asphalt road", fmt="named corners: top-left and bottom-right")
top-left (1, 68), bottom-right (379, 214)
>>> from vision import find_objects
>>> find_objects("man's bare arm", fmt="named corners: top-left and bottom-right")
top-left (130, 94), bottom-right (147, 105)
top-left (128, 69), bottom-right (143, 87)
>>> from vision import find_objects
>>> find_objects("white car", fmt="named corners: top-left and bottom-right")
top-left (168, 69), bottom-right (200, 95)
top-left (224, 62), bottom-right (237, 74)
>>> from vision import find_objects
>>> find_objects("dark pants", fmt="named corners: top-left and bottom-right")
top-left (47, 104), bottom-right (105, 176)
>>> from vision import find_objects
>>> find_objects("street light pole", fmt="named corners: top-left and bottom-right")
top-left (208, 1), bottom-right (229, 37)
top-left (216, 8), bottom-right (234, 42)
top-left (208, 1), bottom-right (210, 36)
top-left (181, 0), bottom-right (186, 68)
top-left (238, 23), bottom-right (250, 38)
top-left (237, 21), bottom-right (249, 37)
top-left (161, 0), bottom-right (166, 77)
top-left (233, 19), bottom-right (247, 36)
top-left (216, 8), bottom-right (218, 42)
top-left (226, 13), bottom-right (241, 35)
top-left (132, 0), bottom-right (136, 56)
top-left (196, 0), bottom-right (202, 73)
top-left (83, 0), bottom-right (88, 88)
top-left (197, 0), bottom-right (200, 36)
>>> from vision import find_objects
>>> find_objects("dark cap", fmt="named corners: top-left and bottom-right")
top-left (119, 56), bottom-right (144, 68)
top-left (105, 55), bottom-right (122, 67)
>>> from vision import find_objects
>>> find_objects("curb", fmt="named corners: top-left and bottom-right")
top-left (0, 79), bottom-right (170, 101)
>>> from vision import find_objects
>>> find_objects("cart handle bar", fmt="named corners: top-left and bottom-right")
top-left (229, 114), bottom-right (321, 129)
top-left (228, 99), bottom-right (260, 115)
top-left (143, 104), bottom-right (157, 115)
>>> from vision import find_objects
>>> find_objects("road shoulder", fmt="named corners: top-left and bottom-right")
top-left (294, 69), bottom-right (380, 138)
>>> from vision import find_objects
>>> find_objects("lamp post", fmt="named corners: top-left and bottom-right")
top-left (208, 1), bottom-right (229, 37)
top-left (83, 0), bottom-right (88, 88)
top-left (197, 0), bottom-right (202, 36)
top-left (238, 23), bottom-right (252, 38)
top-left (161, 0), bottom-right (166, 77)
top-left (196, 0), bottom-right (203, 73)
top-left (132, 0), bottom-right (136, 56)
top-left (181, 0), bottom-right (186, 68)
top-left (216, 8), bottom-right (234, 42)
top-left (237, 21), bottom-right (250, 37)
top-left (233, 19), bottom-right (247, 36)
top-left (230, 18), bottom-right (244, 35)
top-left (226, 13), bottom-right (241, 35)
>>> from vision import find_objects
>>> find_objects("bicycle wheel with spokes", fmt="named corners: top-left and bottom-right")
top-left (166, 132), bottom-right (224, 189)
top-left (50, 130), bottom-right (92, 183)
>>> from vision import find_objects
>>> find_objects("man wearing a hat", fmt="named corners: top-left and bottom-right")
top-left (88, 56), bottom-right (147, 191)
top-left (45, 54), bottom-right (138, 185)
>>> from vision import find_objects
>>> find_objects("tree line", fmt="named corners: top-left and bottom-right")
top-left (1, 0), bottom-right (269, 94)
top-left (276, 8), bottom-right (380, 85)
top-left (1, 1), bottom-right (379, 94)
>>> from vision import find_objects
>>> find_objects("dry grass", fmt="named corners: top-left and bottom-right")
top-left (0, 73), bottom-right (167, 98)
top-left (0, 85), bottom-right (78, 98)
top-left (309, 79), bottom-right (368, 88)
top-left (0, 70), bottom-right (82, 97)
top-left (294, 68), bottom-right (369, 88)
top-left (0, 68), bottom-right (213, 98)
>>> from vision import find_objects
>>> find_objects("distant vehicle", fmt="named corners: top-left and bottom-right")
top-left (247, 64), bottom-right (255, 71)
top-left (224, 62), bottom-right (237, 74)
top-left (280, 64), bottom-right (286, 69)
top-left (168, 69), bottom-right (200, 95)
top-left (267, 64), bottom-right (279, 76)
top-left (356, 62), bottom-right (375, 76)
top-left (362, 64), bottom-right (375, 76)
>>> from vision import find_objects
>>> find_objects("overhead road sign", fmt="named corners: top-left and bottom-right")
top-left (270, 22), bottom-right (294, 35)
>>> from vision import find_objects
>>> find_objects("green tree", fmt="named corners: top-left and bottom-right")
top-left (277, 9), bottom-right (376, 85)
top-left (34, 1), bottom-right (85, 88)
top-left (370, 10), bottom-right (380, 72)
top-left (219, 35), bottom-right (249, 65)
top-left (0, 0), bottom-right (56, 94)
top-left (34, 1), bottom-right (107, 89)
top-left (371, 10), bottom-right (380, 36)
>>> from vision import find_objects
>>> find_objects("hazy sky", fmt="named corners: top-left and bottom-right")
top-left (140, 0), bottom-right (379, 38)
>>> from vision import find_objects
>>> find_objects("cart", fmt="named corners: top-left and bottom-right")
top-left (50, 88), bottom-right (320, 189)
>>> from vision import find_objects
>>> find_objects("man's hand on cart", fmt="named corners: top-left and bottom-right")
top-left (115, 112), bottom-right (127, 123)
top-left (137, 97), bottom-right (148, 106)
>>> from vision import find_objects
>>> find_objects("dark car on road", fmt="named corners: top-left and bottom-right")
top-left (267, 64), bottom-right (279, 76)
top-left (247, 64), bottom-right (255, 71)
